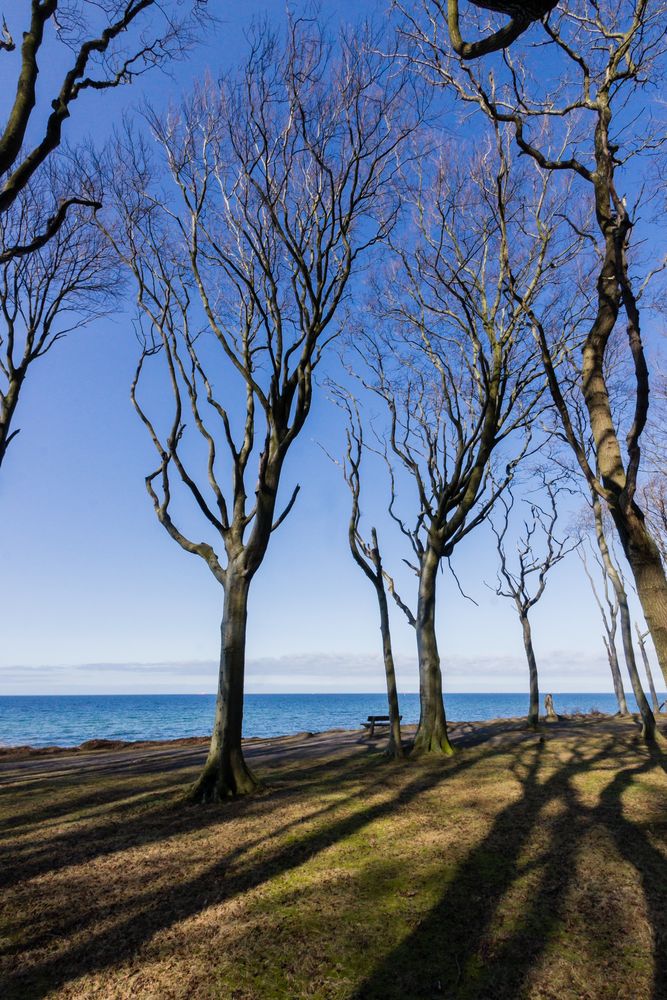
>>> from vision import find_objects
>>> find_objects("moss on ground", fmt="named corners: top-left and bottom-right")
top-left (0, 718), bottom-right (665, 999)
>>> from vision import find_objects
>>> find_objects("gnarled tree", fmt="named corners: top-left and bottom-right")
top-left (104, 21), bottom-right (418, 801)
top-left (542, 326), bottom-right (659, 737)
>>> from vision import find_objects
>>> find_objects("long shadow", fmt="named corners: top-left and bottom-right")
top-left (1, 757), bottom-right (393, 953)
top-left (6, 726), bottom-right (652, 999)
top-left (0, 732), bottom-right (382, 834)
top-left (0, 773), bottom-right (179, 835)
top-left (352, 734), bottom-right (658, 999)
top-left (0, 745), bottom-right (392, 893)
top-left (0, 727), bottom-right (367, 793)
top-left (0, 718), bottom-right (524, 837)
top-left (595, 750), bottom-right (667, 1000)
top-left (0, 747), bottom-right (205, 796)
top-left (2, 742), bottom-right (487, 999)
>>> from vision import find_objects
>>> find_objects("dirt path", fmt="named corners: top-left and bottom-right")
top-left (0, 714), bottom-right (644, 788)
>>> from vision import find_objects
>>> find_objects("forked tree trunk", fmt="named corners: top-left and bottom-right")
top-left (592, 495), bottom-right (659, 743)
top-left (520, 613), bottom-right (540, 730)
top-left (635, 625), bottom-right (661, 715)
top-left (612, 505), bottom-right (667, 690)
top-left (189, 573), bottom-right (260, 802)
top-left (615, 591), bottom-right (659, 743)
top-left (413, 547), bottom-right (454, 756)
top-left (376, 582), bottom-right (404, 758)
top-left (603, 634), bottom-right (629, 715)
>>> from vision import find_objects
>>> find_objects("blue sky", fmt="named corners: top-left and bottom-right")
top-left (0, 0), bottom-right (663, 696)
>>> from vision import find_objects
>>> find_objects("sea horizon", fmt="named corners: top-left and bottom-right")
top-left (2, 691), bottom-right (662, 749)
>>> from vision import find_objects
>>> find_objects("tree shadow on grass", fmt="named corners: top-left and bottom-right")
top-left (0, 745), bottom-right (395, 894)
top-left (1, 743), bottom-right (486, 999)
top-left (3, 726), bottom-right (663, 1000)
top-left (352, 735), bottom-right (666, 1000)
top-left (596, 749), bottom-right (667, 1000)
top-left (0, 730), bottom-right (384, 836)
top-left (1, 754), bottom-right (407, 962)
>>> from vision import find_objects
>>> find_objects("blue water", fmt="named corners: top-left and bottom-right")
top-left (0, 692), bottom-right (659, 749)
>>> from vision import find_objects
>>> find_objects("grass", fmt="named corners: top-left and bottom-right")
top-left (0, 718), bottom-right (666, 999)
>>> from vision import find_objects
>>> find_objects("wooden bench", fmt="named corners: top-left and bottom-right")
top-left (361, 714), bottom-right (402, 738)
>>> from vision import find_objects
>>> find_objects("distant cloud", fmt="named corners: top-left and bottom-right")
top-left (76, 660), bottom-right (218, 674)
top-left (0, 648), bottom-right (630, 695)
top-left (245, 652), bottom-right (408, 692)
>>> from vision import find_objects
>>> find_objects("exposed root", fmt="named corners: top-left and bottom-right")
top-left (187, 756), bottom-right (263, 804)
top-left (411, 727), bottom-right (455, 757)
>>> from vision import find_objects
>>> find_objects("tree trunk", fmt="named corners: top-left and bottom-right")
top-left (413, 546), bottom-right (454, 756)
top-left (615, 589), bottom-right (660, 743)
top-left (635, 626), bottom-right (661, 714)
top-left (0, 375), bottom-right (22, 469)
top-left (520, 612), bottom-right (540, 730)
top-left (544, 693), bottom-right (558, 722)
top-left (189, 573), bottom-right (260, 802)
top-left (613, 505), bottom-right (667, 690)
top-left (602, 633), bottom-right (629, 715)
top-left (577, 159), bottom-right (667, 689)
top-left (376, 581), bottom-right (404, 758)
top-left (592, 494), bottom-right (659, 743)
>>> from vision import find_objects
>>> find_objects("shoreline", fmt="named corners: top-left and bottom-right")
top-left (0, 709), bottom-right (632, 761)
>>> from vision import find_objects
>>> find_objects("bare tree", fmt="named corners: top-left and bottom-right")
top-left (490, 479), bottom-right (574, 729)
top-left (330, 393), bottom-right (405, 758)
top-left (0, 163), bottom-right (119, 467)
top-left (413, 1), bottom-right (667, 688)
top-left (103, 22), bottom-right (418, 801)
top-left (577, 530), bottom-right (629, 717)
top-left (0, 0), bottom-right (206, 262)
top-left (347, 134), bottom-right (562, 756)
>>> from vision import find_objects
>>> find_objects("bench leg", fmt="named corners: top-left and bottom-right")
top-left (369, 722), bottom-right (375, 738)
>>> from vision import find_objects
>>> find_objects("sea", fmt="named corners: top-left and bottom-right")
top-left (0, 692), bottom-right (659, 749)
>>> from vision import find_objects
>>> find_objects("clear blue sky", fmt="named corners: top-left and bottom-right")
top-left (0, 0), bottom-right (662, 696)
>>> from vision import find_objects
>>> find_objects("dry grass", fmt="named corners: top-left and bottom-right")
top-left (1, 718), bottom-right (666, 1000)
